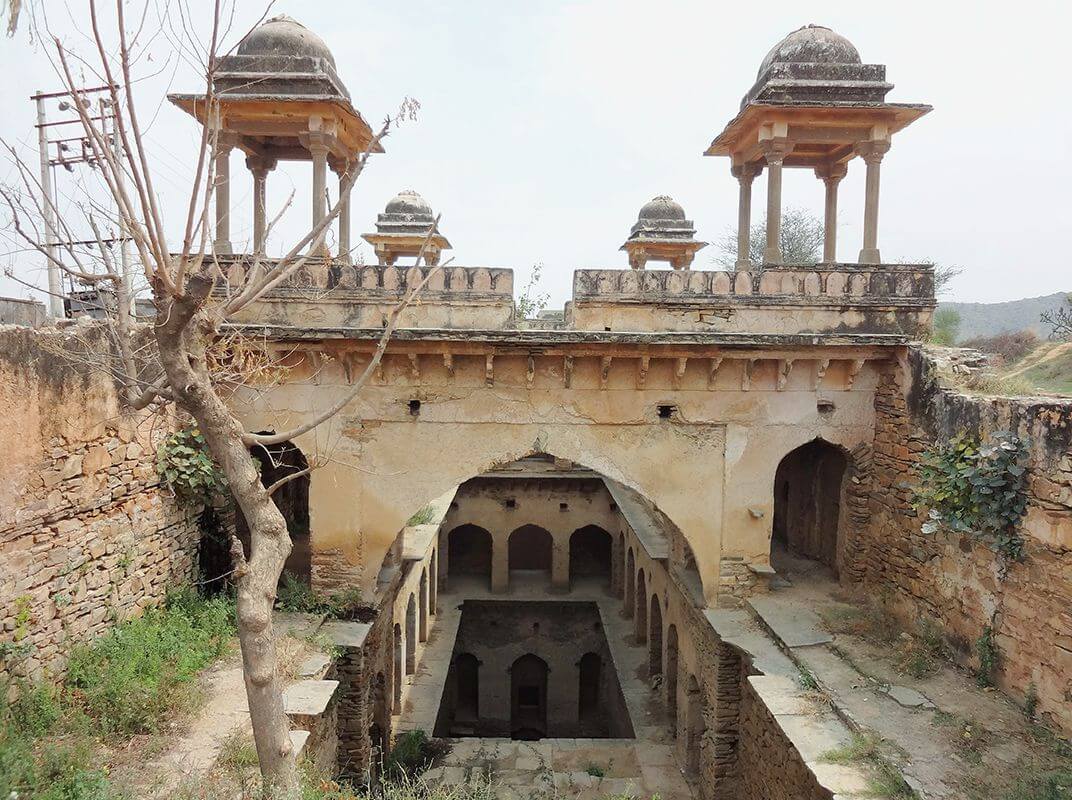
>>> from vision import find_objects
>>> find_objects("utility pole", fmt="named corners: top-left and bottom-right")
top-left (34, 89), bottom-right (63, 318)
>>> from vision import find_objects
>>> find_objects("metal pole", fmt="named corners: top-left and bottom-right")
top-left (36, 90), bottom-right (63, 317)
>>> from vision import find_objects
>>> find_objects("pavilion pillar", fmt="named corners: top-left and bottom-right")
top-left (212, 133), bottom-right (238, 255)
top-left (551, 534), bottom-right (570, 594)
top-left (816, 162), bottom-right (848, 263)
top-left (246, 155), bottom-right (276, 254)
top-left (761, 139), bottom-right (793, 264)
top-left (731, 163), bottom-right (761, 269)
top-left (333, 160), bottom-right (353, 263)
top-left (303, 131), bottom-right (332, 252)
top-left (856, 139), bottom-right (891, 264)
top-left (491, 535), bottom-right (509, 594)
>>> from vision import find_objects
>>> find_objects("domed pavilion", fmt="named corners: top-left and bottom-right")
top-left (704, 24), bottom-right (930, 266)
top-left (363, 191), bottom-right (452, 266)
top-left (169, 15), bottom-right (379, 258)
top-left (620, 196), bottom-right (707, 270)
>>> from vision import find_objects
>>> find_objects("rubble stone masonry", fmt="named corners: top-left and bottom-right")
top-left (0, 326), bottom-right (201, 682)
top-left (864, 347), bottom-right (1072, 733)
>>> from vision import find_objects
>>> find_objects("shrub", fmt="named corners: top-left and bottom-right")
top-left (911, 431), bottom-right (1029, 561)
top-left (157, 426), bottom-right (224, 505)
top-left (962, 330), bottom-right (1040, 365)
top-left (383, 730), bottom-right (450, 780)
top-left (65, 591), bottom-right (234, 736)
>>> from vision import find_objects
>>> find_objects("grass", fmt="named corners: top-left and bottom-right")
top-left (820, 601), bottom-right (948, 679)
top-left (822, 733), bottom-right (918, 799)
top-left (383, 730), bottom-right (451, 780)
top-left (0, 589), bottom-right (235, 800)
top-left (406, 506), bottom-right (437, 526)
top-left (276, 571), bottom-right (375, 622)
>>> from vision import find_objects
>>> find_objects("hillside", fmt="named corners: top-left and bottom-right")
top-left (938, 291), bottom-right (1069, 341)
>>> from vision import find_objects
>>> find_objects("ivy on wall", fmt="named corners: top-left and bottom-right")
top-left (911, 431), bottom-right (1029, 561)
top-left (156, 427), bottom-right (224, 506)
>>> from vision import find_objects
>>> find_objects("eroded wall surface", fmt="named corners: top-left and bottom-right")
top-left (0, 327), bottom-right (202, 681)
top-left (864, 348), bottom-right (1072, 733)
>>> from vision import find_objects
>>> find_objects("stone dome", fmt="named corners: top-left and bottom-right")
top-left (637, 196), bottom-right (686, 223)
top-left (384, 190), bottom-right (433, 218)
top-left (237, 15), bottom-right (336, 68)
top-left (757, 25), bottom-right (860, 78)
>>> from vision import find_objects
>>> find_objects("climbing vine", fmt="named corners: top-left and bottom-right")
top-left (156, 427), bottom-right (224, 506)
top-left (911, 431), bottom-right (1029, 561)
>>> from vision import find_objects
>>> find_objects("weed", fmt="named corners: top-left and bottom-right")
top-left (383, 730), bottom-right (450, 780)
top-left (406, 506), bottom-right (436, 526)
top-left (585, 763), bottom-right (606, 778)
top-left (216, 728), bottom-right (259, 774)
top-left (797, 666), bottom-right (820, 691)
top-left (1024, 683), bottom-right (1039, 720)
top-left (822, 734), bottom-right (917, 799)
top-left (976, 626), bottom-right (998, 687)
top-left (275, 573), bottom-right (375, 622)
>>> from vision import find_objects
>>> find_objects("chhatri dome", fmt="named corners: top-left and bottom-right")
top-left (236, 15), bottom-right (338, 67)
top-left (756, 25), bottom-right (861, 77)
top-left (363, 190), bottom-right (452, 266)
top-left (620, 196), bottom-right (706, 271)
top-left (383, 190), bottom-right (435, 221)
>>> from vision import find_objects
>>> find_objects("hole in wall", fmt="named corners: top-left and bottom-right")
top-left (559, 502), bottom-right (569, 512)
top-left (817, 400), bottom-right (836, 414)
top-left (505, 498), bottom-right (517, 509)
top-left (657, 404), bottom-right (676, 419)
top-left (409, 399), bottom-right (421, 416)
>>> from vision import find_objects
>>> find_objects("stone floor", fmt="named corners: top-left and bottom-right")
top-left (397, 573), bottom-right (696, 800)
top-left (762, 549), bottom-right (1064, 800)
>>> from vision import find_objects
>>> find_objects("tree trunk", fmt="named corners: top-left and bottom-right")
top-left (155, 279), bottom-right (299, 797)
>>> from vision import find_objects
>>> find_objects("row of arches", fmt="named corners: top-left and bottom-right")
top-left (445, 523), bottom-right (613, 590)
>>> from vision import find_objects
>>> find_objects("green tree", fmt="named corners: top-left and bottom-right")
top-left (715, 207), bottom-right (823, 268)
top-left (930, 308), bottom-right (961, 345)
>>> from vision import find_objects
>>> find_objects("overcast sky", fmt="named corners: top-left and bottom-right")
top-left (1, 0), bottom-right (1069, 309)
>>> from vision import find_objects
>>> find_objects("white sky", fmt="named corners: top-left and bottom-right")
top-left (1, 0), bottom-right (1069, 309)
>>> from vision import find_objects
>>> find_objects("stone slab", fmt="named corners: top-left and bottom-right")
top-left (703, 608), bottom-right (796, 678)
top-left (748, 595), bottom-right (833, 648)
top-left (282, 679), bottom-right (339, 717)
top-left (881, 684), bottom-right (936, 709)
top-left (297, 652), bottom-right (331, 678)
top-left (320, 619), bottom-right (371, 650)
top-left (290, 729), bottom-right (310, 759)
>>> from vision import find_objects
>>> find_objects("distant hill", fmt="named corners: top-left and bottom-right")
top-left (938, 292), bottom-right (1069, 342)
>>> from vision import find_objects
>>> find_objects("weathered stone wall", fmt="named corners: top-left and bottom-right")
top-left (734, 677), bottom-right (832, 800)
top-left (0, 326), bottom-right (202, 682)
top-left (864, 347), bottom-right (1072, 733)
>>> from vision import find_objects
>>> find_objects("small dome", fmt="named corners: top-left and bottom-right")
top-left (637, 195), bottom-right (685, 222)
top-left (384, 190), bottom-right (433, 218)
top-left (237, 15), bottom-right (336, 68)
top-left (757, 25), bottom-right (860, 78)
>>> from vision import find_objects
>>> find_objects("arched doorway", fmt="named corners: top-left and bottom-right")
top-left (666, 624), bottom-right (679, 736)
top-left (508, 525), bottom-right (552, 585)
top-left (635, 570), bottom-right (648, 645)
top-left (648, 595), bottom-right (663, 679)
top-left (510, 653), bottom-right (549, 740)
top-left (624, 548), bottom-right (635, 618)
top-left (578, 651), bottom-right (602, 721)
top-left (453, 652), bottom-right (480, 723)
top-left (684, 674), bottom-right (704, 776)
top-left (772, 440), bottom-right (848, 575)
top-left (447, 524), bottom-right (493, 588)
top-left (392, 624), bottom-right (403, 714)
top-left (405, 594), bottom-right (417, 674)
top-left (419, 570), bottom-right (429, 642)
top-left (569, 525), bottom-right (613, 589)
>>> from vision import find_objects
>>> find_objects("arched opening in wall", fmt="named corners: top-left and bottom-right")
top-left (772, 439), bottom-right (848, 576)
top-left (510, 653), bottom-right (549, 740)
top-left (684, 674), bottom-right (703, 776)
top-left (635, 570), bottom-right (648, 645)
top-left (419, 570), bottom-right (429, 642)
top-left (666, 624), bottom-right (679, 736)
top-left (578, 651), bottom-right (602, 721)
top-left (234, 436), bottom-right (311, 584)
top-left (508, 525), bottom-right (553, 586)
top-left (625, 549), bottom-right (635, 618)
top-left (429, 550), bottom-right (438, 614)
top-left (569, 525), bottom-right (613, 590)
top-left (405, 594), bottom-right (417, 675)
top-left (648, 595), bottom-right (663, 679)
top-left (447, 524), bottom-right (493, 589)
top-left (392, 624), bottom-right (403, 714)
top-left (453, 652), bottom-right (480, 723)
top-left (368, 722), bottom-right (385, 780)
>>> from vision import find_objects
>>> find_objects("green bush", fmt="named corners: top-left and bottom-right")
top-left (65, 590), bottom-right (234, 736)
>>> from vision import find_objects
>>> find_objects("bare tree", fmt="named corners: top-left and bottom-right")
top-left (1, 2), bottom-right (439, 795)
top-left (714, 206), bottom-right (824, 268)
top-left (1042, 294), bottom-right (1072, 341)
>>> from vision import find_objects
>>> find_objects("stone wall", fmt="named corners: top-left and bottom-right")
top-left (864, 347), bottom-right (1072, 733)
top-left (0, 326), bottom-right (202, 682)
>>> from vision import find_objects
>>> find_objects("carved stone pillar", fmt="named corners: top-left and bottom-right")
top-left (213, 133), bottom-right (239, 255)
top-left (856, 140), bottom-right (890, 264)
top-left (302, 131), bottom-right (332, 251)
top-left (491, 534), bottom-right (508, 594)
top-left (731, 163), bottom-right (762, 269)
top-left (815, 162), bottom-right (848, 263)
top-left (333, 161), bottom-right (353, 263)
top-left (761, 139), bottom-right (793, 264)
top-left (246, 155), bottom-right (277, 254)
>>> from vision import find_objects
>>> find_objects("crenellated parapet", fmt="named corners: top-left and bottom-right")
top-left (570, 264), bottom-right (934, 335)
